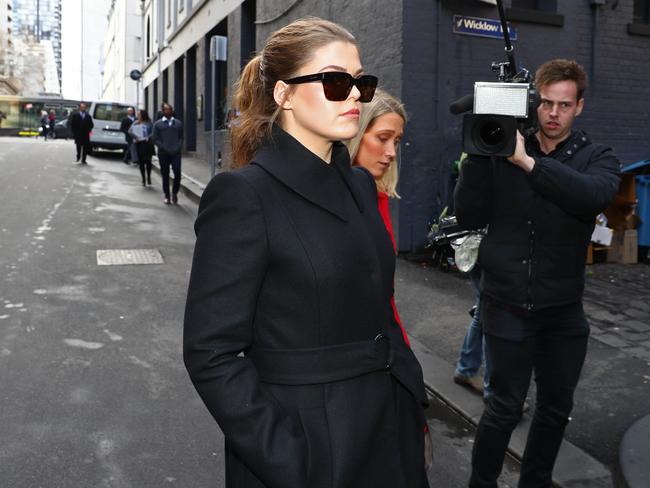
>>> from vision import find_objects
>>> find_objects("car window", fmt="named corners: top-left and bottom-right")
top-left (93, 103), bottom-right (130, 121)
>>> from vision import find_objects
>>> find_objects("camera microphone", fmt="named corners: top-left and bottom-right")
top-left (449, 94), bottom-right (474, 115)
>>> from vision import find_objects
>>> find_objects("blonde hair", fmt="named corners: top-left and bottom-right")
top-left (230, 17), bottom-right (357, 168)
top-left (347, 89), bottom-right (407, 198)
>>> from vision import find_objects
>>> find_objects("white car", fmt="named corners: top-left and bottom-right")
top-left (88, 101), bottom-right (131, 152)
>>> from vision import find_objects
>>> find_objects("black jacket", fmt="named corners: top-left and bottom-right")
top-left (120, 116), bottom-right (135, 143)
top-left (184, 126), bottom-right (428, 488)
top-left (152, 118), bottom-right (183, 155)
top-left (454, 130), bottom-right (620, 310)
top-left (69, 111), bottom-right (94, 143)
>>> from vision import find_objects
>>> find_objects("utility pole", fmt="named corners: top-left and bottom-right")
top-left (80, 0), bottom-right (84, 100)
top-left (36, 0), bottom-right (40, 41)
top-left (209, 35), bottom-right (227, 178)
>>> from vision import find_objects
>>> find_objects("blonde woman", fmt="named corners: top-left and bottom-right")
top-left (347, 89), bottom-right (410, 346)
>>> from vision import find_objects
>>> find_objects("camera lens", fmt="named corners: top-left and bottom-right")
top-left (463, 114), bottom-right (517, 156)
top-left (479, 121), bottom-right (504, 148)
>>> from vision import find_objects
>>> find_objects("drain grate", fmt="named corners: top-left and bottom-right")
top-left (96, 249), bottom-right (164, 266)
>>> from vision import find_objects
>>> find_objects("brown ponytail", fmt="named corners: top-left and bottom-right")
top-left (230, 17), bottom-right (358, 168)
top-left (230, 55), bottom-right (279, 168)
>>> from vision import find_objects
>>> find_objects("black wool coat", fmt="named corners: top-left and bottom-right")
top-left (69, 112), bottom-right (94, 144)
top-left (184, 126), bottom-right (429, 488)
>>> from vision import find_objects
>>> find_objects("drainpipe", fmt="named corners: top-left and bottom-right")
top-left (590, 0), bottom-right (605, 91)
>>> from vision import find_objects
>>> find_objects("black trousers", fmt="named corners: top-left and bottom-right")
top-left (159, 151), bottom-right (181, 199)
top-left (469, 298), bottom-right (589, 488)
top-left (75, 139), bottom-right (90, 162)
top-left (135, 143), bottom-right (153, 183)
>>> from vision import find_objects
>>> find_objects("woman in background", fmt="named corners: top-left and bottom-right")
top-left (128, 109), bottom-right (154, 187)
top-left (347, 89), bottom-right (410, 346)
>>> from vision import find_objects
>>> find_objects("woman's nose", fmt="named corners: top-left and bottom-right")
top-left (349, 85), bottom-right (361, 101)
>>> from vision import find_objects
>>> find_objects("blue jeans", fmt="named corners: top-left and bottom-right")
top-left (455, 267), bottom-right (491, 396)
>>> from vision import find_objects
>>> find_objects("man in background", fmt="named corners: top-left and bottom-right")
top-left (455, 59), bottom-right (620, 487)
top-left (69, 102), bottom-right (94, 164)
top-left (120, 106), bottom-right (136, 164)
top-left (152, 102), bottom-right (183, 204)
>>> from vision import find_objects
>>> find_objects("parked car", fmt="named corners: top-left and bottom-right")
top-left (52, 118), bottom-right (69, 139)
top-left (88, 101), bottom-right (130, 152)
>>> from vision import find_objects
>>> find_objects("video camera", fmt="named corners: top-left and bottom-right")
top-left (450, 0), bottom-right (540, 157)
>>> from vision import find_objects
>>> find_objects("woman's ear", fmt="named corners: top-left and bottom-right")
top-left (273, 80), bottom-right (292, 110)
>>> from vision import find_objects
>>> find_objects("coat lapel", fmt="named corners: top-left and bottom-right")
top-left (251, 126), bottom-right (363, 221)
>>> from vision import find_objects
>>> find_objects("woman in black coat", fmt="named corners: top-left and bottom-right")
top-left (184, 17), bottom-right (430, 488)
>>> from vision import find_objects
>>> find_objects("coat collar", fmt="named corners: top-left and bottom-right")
top-left (251, 125), bottom-right (364, 221)
top-left (527, 130), bottom-right (591, 163)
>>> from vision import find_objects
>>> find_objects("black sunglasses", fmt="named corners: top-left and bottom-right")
top-left (283, 72), bottom-right (378, 103)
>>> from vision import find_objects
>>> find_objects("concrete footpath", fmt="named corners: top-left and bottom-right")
top-left (151, 154), bottom-right (649, 487)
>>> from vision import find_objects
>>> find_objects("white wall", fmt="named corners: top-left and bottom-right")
top-left (100, 0), bottom-right (143, 104)
top-left (141, 0), bottom-right (242, 88)
top-left (61, 0), bottom-right (111, 100)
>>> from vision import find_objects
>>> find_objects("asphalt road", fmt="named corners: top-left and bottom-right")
top-left (0, 137), bottom-right (519, 487)
top-left (0, 138), bottom-right (224, 487)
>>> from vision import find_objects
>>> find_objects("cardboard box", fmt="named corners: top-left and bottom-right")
top-left (591, 224), bottom-right (613, 246)
top-left (614, 173), bottom-right (637, 206)
top-left (606, 229), bottom-right (638, 264)
top-left (604, 203), bottom-right (640, 230)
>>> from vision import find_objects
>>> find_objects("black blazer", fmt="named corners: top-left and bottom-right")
top-left (69, 112), bottom-right (94, 143)
top-left (120, 116), bottom-right (135, 143)
top-left (184, 126), bottom-right (428, 488)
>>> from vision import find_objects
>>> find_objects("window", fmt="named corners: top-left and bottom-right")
top-left (146, 16), bottom-right (151, 60)
top-left (92, 103), bottom-right (130, 122)
top-left (629, 0), bottom-right (650, 36)
top-left (507, 0), bottom-right (563, 27)
top-left (634, 0), bottom-right (649, 23)
top-left (511, 0), bottom-right (557, 10)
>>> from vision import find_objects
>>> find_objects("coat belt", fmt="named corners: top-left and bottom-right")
top-left (247, 334), bottom-right (427, 406)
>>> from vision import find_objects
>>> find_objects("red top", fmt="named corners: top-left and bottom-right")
top-left (377, 191), bottom-right (411, 347)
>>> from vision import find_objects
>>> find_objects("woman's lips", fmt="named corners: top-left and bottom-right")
top-left (341, 109), bottom-right (360, 117)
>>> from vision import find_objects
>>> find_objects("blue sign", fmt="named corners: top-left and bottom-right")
top-left (453, 15), bottom-right (517, 41)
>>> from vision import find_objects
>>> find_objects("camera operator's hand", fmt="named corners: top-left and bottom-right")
top-left (508, 131), bottom-right (536, 173)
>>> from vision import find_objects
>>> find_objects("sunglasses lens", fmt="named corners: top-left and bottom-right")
top-left (357, 76), bottom-right (378, 103)
top-left (322, 72), bottom-right (352, 101)
top-left (320, 73), bottom-right (378, 102)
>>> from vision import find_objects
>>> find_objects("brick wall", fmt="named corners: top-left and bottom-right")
top-left (397, 0), bottom-right (650, 252)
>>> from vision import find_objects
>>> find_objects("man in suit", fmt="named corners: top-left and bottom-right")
top-left (152, 102), bottom-right (183, 204)
top-left (69, 102), bottom-right (94, 164)
top-left (120, 106), bottom-right (136, 164)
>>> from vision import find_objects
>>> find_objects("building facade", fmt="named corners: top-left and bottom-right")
top-left (61, 0), bottom-right (111, 101)
top-left (0, 0), bottom-right (18, 94)
top-left (100, 0), bottom-right (143, 104)
top-left (140, 0), bottom-right (650, 252)
top-left (12, 0), bottom-right (62, 91)
top-left (140, 0), bottom-right (249, 159)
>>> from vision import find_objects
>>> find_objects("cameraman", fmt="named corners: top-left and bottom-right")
top-left (454, 59), bottom-right (620, 487)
